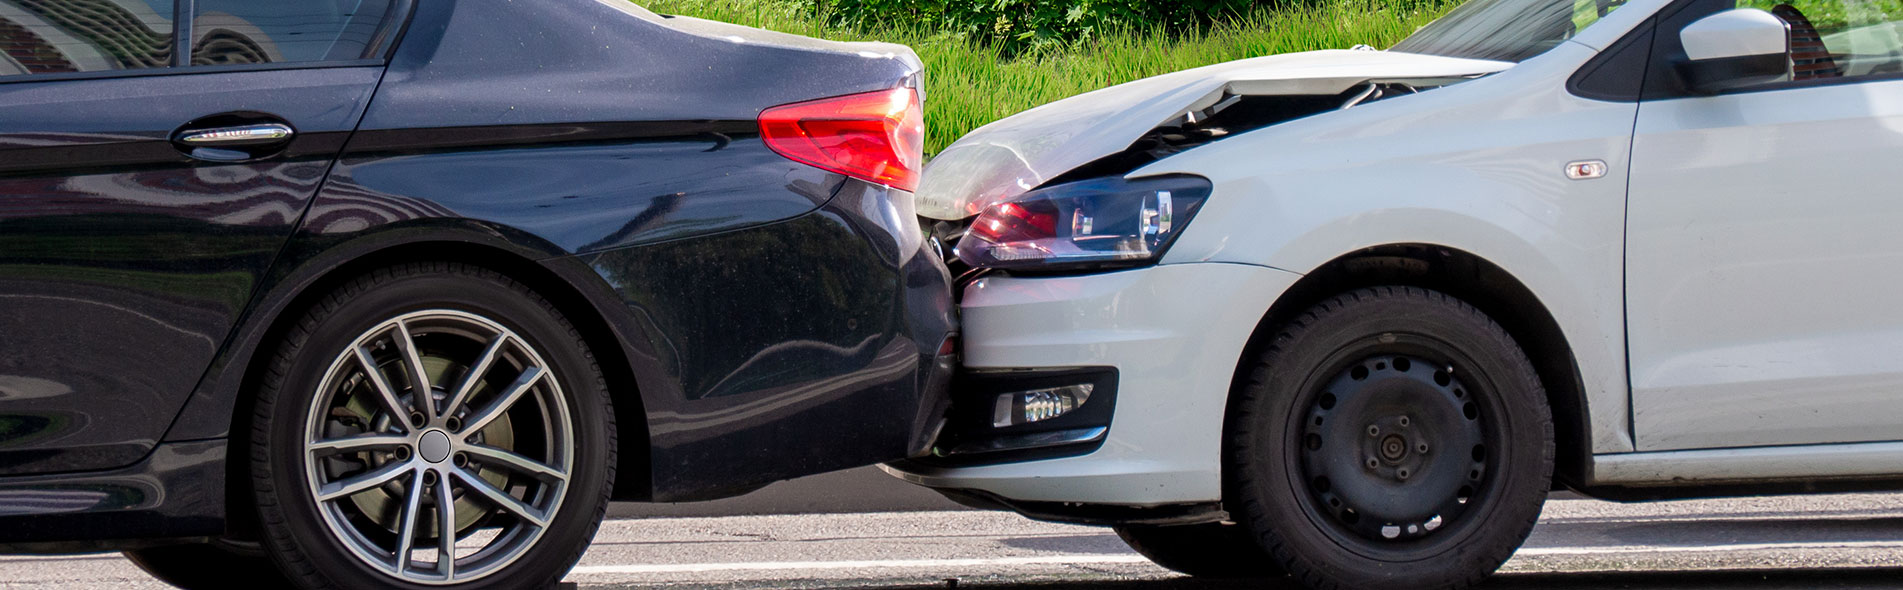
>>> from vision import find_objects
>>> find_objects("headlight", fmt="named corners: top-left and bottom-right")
top-left (956, 174), bottom-right (1212, 272)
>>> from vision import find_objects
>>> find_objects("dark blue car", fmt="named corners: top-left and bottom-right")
top-left (0, 1), bottom-right (954, 588)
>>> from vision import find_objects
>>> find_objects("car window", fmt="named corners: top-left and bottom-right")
top-left (1735, 0), bottom-right (1903, 82)
top-left (190, 0), bottom-right (394, 66)
top-left (1392, 0), bottom-right (1627, 62)
top-left (0, 0), bottom-right (176, 76)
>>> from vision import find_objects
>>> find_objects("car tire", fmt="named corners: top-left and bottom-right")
top-left (124, 542), bottom-right (291, 589)
top-left (1114, 522), bottom-right (1288, 579)
top-left (1225, 286), bottom-right (1553, 590)
top-left (251, 262), bottom-right (616, 590)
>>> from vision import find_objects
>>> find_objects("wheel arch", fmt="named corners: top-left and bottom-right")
top-left (217, 239), bottom-right (655, 538)
top-left (1230, 244), bottom-right (1593, 490)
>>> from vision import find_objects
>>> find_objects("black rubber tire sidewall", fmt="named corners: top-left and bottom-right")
top-left (1225, 287), bottom-right (1553, 590)
top-left (252, 264), bottom-right (615, 590)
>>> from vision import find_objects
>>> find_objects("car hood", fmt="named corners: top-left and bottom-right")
top-left (916, 49), bottom-right (1513, 220)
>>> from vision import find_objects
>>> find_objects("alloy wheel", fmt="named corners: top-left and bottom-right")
top-left (302, 310), bottom-right (573, 585)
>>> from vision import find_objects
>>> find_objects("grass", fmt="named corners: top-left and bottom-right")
top-left (640, 0), bottom-right (1457, 154)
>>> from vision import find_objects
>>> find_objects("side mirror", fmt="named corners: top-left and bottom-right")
top-left (1677, 8), bottom-right (1793, 93)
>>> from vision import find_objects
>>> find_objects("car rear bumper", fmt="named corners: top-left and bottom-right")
top-left (885, 262), bottom-right (1301, 507)
top-left (574, 180), bottom-right (960, 501)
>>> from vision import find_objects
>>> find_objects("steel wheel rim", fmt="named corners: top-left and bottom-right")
top-left (1289, 343), bottom-right (1498, 552)
top-left (303, 309), bottom-right (574, 585)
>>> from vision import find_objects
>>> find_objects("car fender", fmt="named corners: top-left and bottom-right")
top-left (157, 220), bottom-right (598, 442)
top-left (1139, 42), bottom-right (1638, 454)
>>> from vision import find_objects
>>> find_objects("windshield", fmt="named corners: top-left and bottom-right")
top-left (1392, 0), bottom-right (1626, 62)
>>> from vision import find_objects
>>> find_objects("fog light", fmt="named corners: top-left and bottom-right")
top-left (992, 384), bottom-right (1095, 428)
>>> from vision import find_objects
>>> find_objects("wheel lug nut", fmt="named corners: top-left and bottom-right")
top-left (1417, 443), bottom-right (1430, 454)
top-left (446, 417), bottom-right (463, 432)
top-left (409, 412), bottom-right (426, 428)
top-left (423, 470), bottom-right (438, 486)
top-left (1366, 458), bottom-right (1379, 469)
top-left (1398, 416), bottom-right (1410, 427)
top-left (394, 447), bottom-right (411, 461)
top-left (1367, 426), bottom-right (1380, 437)
top-left (453, 452), bottom-right (469, 469)
top-left (1397, 469), bottom-right (1411, 480)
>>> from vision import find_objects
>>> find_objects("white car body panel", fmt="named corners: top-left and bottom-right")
top-left (891, 0), bottom-right (1903, 507)
top-left (1625, 79), bottom-right (1903, 450)
top-left (1593, 441), bottom-right (1903, 484)
top-left (915, 50), bottom-right (1514, 220)
top-left (1142, 42), bottom-right (1638, 456)
top-left (886, 263), bottom-right (1300, 504)
top-left (897, 43), bottom-right (1640, 506)
top-left (1679, 8), bottom-right (1791, 60)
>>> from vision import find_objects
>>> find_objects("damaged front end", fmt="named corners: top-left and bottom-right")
top-left (918, 49), bottom-right (1512, 281)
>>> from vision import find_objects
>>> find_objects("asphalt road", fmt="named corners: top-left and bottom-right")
top-left (608, 467), bottom-right (964, 518)
top-left (6, 491), bottom-right (1903, 589)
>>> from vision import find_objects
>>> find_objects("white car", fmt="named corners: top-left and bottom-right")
top-left (889, 0), bottom-right (1903, 587)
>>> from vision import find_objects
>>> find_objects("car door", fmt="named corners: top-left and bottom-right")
top-left (0, 0), bottom-right (404, 474)
top-left (1626, 0), bottom-right (1903, 451)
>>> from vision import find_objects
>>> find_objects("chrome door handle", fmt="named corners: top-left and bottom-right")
top-left (177, 123), bottom-right (295, 145)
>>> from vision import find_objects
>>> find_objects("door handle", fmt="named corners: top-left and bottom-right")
top-left (177, 123), bottom-right (295, 146)
top-left (172, 115), bottom-right (297, 162)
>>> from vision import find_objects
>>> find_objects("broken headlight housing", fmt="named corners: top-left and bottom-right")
top-left (956, 174), bottom-right (1212, 272)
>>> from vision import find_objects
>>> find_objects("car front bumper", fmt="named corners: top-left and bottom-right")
top-left (885, 262), bottom-right (1301, 507)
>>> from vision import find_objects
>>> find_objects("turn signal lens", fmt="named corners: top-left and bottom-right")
top-left (760, 87), bottom-right (924, 192)
top-left (993, 384), bottom-right (1095, 428)
top-left (958, 175), bottom-right (1212, 272)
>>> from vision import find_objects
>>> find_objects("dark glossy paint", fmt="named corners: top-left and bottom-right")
top-left (155, 0), bottom-right (950, 504)
top-left (357, 1), bottom-right (916, 133)
top-left (589, 179), bottom-right (956, 498)
top-left (0, 0), bottom-right (951, 544)
top-left (0, 440), bottom-right (224, 549)
top-left (0, 67), bottom-right (382, 475)
top-left (310, 125), bottom-right (839, 253)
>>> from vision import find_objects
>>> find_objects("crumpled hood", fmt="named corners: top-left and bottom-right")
top-left (916, 49), bottom-right (1513, 220)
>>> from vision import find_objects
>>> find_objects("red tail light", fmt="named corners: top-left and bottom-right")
top-left (759, 87), bottom-right (923, 192)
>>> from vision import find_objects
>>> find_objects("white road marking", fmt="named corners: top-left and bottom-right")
top-left (570, 555), bottom-right (1153, 575)
top-left (572, 540), bottom-right (1903, 577)
top-left (1517, 540), bottom-right (1903, 556)
top-left (1536, 512), bottom-right (1903, 526)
